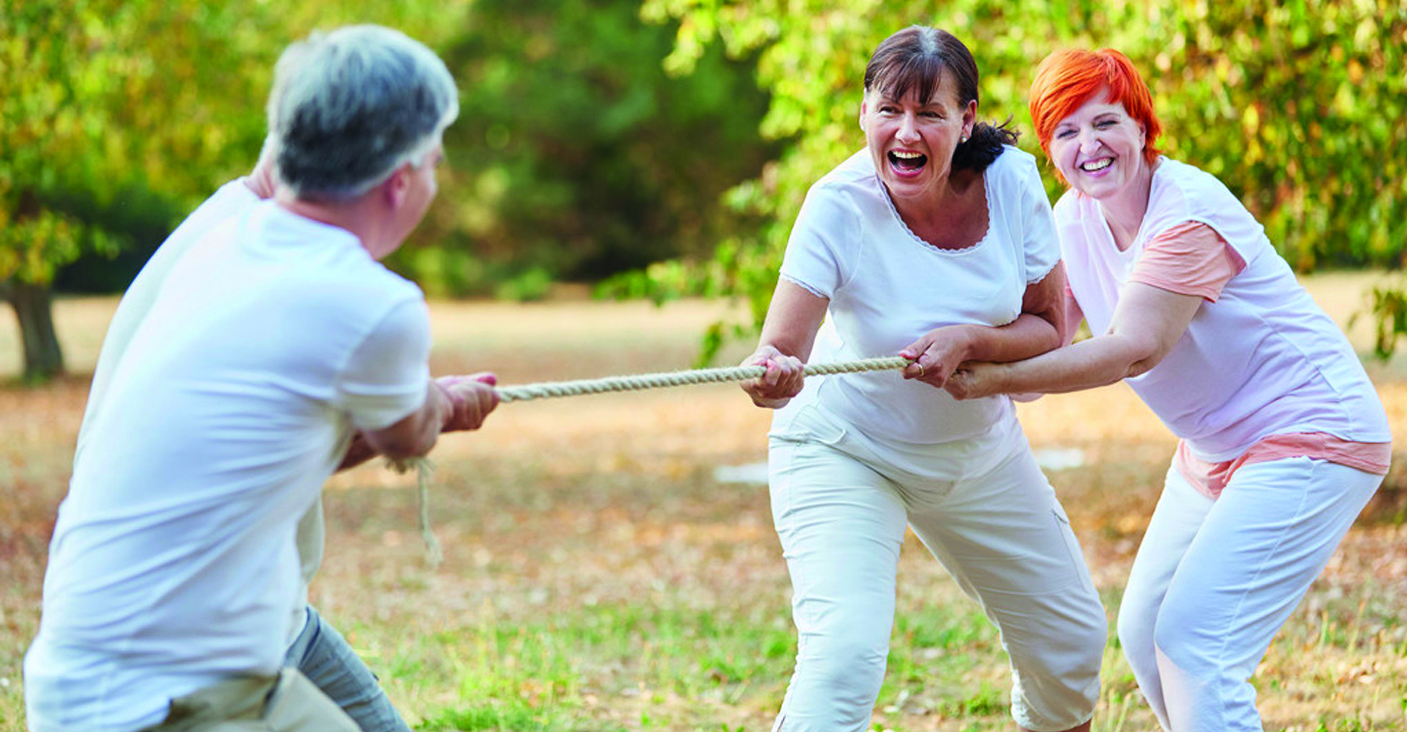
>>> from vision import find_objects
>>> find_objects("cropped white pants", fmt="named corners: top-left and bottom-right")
top-left (1118, 457), bottom-right (1382, 731)
top-left (766, 406), bottom-right (1105, 732)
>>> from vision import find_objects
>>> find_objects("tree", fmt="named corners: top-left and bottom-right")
top-left (0, 1), bottom-right (473, 380)
top-left (633, 0), bottom-right (1407, 360)
top-left (391, 0), bottom-right (779, 300)
top-left (1, 1), bottom-right (278, 380)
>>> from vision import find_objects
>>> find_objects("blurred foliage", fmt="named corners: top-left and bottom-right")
top-left (5, 0), bottom-right (1407, 376)
top-left (631, 0), bottom-right (1407, 361)
top-left (390, 0), bottom-right (779, 296)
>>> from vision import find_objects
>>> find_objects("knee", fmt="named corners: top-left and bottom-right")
top-left (1117, 595), bottom-right (1159, 673)
top-left (794, 629), bottom-right (889, 700)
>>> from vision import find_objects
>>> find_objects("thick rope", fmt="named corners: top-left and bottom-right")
top-left (495, 355), bottom-right (913, 403)
top-left (400, 354), bottom-right (913, 564)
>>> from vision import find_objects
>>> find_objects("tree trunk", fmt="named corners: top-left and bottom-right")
top-left (4, 281), bottom-right (65, 381)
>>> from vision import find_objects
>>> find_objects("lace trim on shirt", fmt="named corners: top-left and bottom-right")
top-left (875, 165), bottom-right (994, 255)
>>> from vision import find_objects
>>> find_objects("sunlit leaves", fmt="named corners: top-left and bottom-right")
top-left (636, 0), bottom-right (1407, 361)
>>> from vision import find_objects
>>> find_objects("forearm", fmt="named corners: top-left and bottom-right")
top-left (336, 432), bottom-right (379, 472)
top-left (957, 313), bottom-right (1062, 365)
top-left (360, 384), bottom-right (449, 462)
top-left (990, 333), bottom-right (1149, 395)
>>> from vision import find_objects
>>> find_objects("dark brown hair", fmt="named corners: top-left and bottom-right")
top-left (864, 26), bottom-right (1017, 172)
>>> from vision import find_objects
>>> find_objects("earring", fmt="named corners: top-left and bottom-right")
top-left (960, 134), bottom-right (968, 144)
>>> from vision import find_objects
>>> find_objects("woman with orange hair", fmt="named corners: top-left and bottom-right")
top-left (947, 49), bottom-right (1391, 730)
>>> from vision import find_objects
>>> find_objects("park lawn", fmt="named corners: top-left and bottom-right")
top-left (2, 273), bottom-right (1405, 731)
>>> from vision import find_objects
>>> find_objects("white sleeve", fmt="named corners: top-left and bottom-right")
top-left (1013, 155), bottom-right (1061, 284)
top-left (335, 298), bottom-right (433, 431)
top-left (777, 185), bottom-right (857, 300)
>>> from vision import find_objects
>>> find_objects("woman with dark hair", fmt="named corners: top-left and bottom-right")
top-left (946, 48), bottom-right (1390, 730)
top-left (739, 26), bottom-right (1104, 732)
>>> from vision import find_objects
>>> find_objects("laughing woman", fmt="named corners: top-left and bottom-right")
top-left (947, 48), bottom-right (1391, 730)
top-left (739, 26), bottom-right (1105, 732)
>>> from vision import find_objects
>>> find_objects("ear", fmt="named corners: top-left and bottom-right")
top-left (963, 99), bottom-right (977, 137)
top-left (858, 99), bottom-right (867, 131)
top-left (381, 164), bottom-right (413, 209)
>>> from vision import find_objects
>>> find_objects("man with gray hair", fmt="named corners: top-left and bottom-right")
top-left (24, 25), bottom-right (494, 732)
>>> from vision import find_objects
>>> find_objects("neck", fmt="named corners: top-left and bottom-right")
top-left (892, 166), bottom-right (978, 229)
top-left (1097, 160), bottom-right (1156, 250)
top-left (275, 191), bottom-right (382, 256)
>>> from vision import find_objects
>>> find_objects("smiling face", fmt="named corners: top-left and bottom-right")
top-left (861, 71), bottom-right (975, 205)
top-left (1048, 89), bottom-right (1149, 201)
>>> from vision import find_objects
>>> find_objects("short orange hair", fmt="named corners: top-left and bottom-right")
top-left (1028, 48), bottom-right (1162, 170)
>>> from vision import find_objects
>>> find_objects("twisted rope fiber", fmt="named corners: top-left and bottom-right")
top-left (398, 355), bottom-right (913, 565)
top-left (494, 355), bottom-right (914, 403)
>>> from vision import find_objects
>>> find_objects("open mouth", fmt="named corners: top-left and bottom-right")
top-left (1079, 157), bottom-right (1113, 172)
top-left (888, 150), bottom-right (928, 172)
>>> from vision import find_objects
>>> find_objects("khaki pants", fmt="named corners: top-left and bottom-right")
top-left (139, 669), bottom-right (359, 732)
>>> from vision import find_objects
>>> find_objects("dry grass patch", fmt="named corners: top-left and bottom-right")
top-left (2, 274), bottom-right (1405, 731)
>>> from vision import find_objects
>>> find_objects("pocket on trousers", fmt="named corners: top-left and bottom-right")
top-left (1049, 506), bottom-right (1093, 593)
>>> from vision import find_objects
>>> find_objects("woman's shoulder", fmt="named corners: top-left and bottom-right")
top-left (803, 150), bottom-right (885, 211)
top-left (985, 144), bottom-right (1040, 179)
top-left (1150, 157), bottom-right (1246, 217)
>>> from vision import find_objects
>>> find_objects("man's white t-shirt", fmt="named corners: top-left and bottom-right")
top-left (773, 145), bottom-right (1060, 444)
top-left (24, 200), bottom-right (431, 732)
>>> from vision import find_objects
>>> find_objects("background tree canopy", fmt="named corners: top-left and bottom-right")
top-left (3, 0), bottom-right (1404, 378)
top-left (625, 0), bottom-right (1407, 360)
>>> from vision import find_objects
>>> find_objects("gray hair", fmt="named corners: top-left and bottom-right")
top-left (267, 25), bottom-right (459, 199)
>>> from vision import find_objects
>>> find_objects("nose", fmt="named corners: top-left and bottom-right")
top-left (1077, 126), bottom-right (1100, 154)
top-left (896, 112), bottom-right (920, 142)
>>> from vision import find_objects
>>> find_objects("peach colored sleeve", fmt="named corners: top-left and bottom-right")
top-left (1129, 221), bottom-right (1246, 302)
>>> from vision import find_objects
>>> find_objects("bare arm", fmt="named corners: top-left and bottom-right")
top-left (336, 374), bottom-right (499, 471)
top-left (899, 262), bottom-right (1069, 387)
top-left (946, 281), bottom-right (1203, 399)
top-left (739, 280), bottom-right (829, 409)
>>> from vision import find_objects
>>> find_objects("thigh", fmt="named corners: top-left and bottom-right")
top-left (769, 436), bottom-right (909, 633)
top-left (1121, 466), bottom-right (1214, 623)
top-left (908, 435), bottom-right (1092, 601)
top-left (141, 671), bottom-right (358, 732)
top-left (286, 607), bottom-right (410, 732)
top-left (1159, 458), bottom-right (1382, 671)
top-left (261, 669), bottom-right (361, 732)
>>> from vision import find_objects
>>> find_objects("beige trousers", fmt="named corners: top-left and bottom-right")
top-left (139, 669), bottom-right (359, 732)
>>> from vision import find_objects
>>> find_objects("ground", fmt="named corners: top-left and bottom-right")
top-left (1, 272), bottom-right (1405, 731)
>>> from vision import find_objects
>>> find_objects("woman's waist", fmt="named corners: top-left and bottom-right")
top-left (772, 376), bottom-right (1012, 445)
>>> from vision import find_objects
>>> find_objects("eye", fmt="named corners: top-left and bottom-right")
top-left (1095, 120), bottom-right (1117, 129)
top-left (1055, 129), bottom-right (1076, 140)
top-left (920, 111), bottom-right (942, 119)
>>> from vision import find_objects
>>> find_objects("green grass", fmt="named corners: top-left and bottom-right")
top-left (4, 286), bottom-right (1407, 731)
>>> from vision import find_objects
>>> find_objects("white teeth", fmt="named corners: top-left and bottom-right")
top-left (892, 151), bottom-right (924, 159)
top-left (1080, 158), bottom-right (1113, 172)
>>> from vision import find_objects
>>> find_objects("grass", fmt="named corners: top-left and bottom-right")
top-left (2, 274), bottom-right (1406, 731)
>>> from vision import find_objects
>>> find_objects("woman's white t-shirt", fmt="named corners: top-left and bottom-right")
top-left (774, 145), bottom-right (1059, 444)
top-left (1057, 156), bottom-right (1391, 461)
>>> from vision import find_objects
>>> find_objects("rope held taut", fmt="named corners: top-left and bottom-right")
top-left (494, 355), bottom-right (914, 403)
top-left (404, 355), bottom-right (913, 564)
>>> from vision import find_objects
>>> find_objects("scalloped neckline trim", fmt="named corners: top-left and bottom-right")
top-left (878, 166), bottom-right (993, 255)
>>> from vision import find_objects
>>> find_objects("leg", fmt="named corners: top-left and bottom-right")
top-left (906, 425), bottom-right (1105, 732)
top-left (1116, 467), bottom-right (1213, 731)
top-left (768, 435), bottom-right (910, 732)
top-left (1150, 459), bottom-right (1381, 731)
top-left (284, 606), bottom-right (412, 732)
top-left (137, 670), bottom-right (359, 732)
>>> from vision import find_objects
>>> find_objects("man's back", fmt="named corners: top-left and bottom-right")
top-left (25, 201), bottom-right (428, 732)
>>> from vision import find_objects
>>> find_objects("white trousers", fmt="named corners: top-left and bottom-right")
top-left (767, 406), bottom-right (1105, 732)
top-left (1118, 458), bottom-right (1382, 731)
